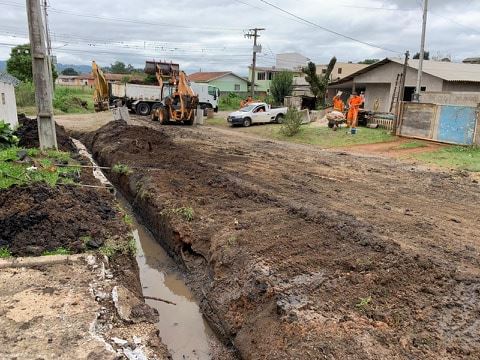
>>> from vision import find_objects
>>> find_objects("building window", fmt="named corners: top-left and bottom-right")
top-left (338, 68), bottom-right (342, 74)
top-left (267, 72), bottom-right (274, 80)
top-left (1, 93), bottom-right (5, 105)
top-left (322, 69), bottom-right (327, 74)
top-left (234, 84), bottom-right (240, 91)
top-left (257, 72), bottom-right (266, 81)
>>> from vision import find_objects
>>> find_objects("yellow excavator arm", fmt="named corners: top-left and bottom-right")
top-left (92, 61), bottom-right (109, 112)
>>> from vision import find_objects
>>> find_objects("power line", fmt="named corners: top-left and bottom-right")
top-left (257, 0), bottom-right (401, 54)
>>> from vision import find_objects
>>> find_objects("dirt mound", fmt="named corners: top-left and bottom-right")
top-left (0, 184), bottom-right (127, 256)
top-left (85, 119), bottom-right (480, 359)
top-left (15, 115), bottom-right (76, 153)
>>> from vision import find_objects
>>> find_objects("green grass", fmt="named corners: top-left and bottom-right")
top-left (0, 147), bottom-right (80, 189)
top-left (161, 206), bottom-right (195, 222)
top-left (99, 237), bottom-right (136, 258)
top-left (234, 124), bottom-right (396, 148)
top-left (205, 116), bottom-right (227, 127)
top-left (16, 84), bottom-right (95, 115)
top-left (0, 247), bottom-right (12, 258)
top-left (42, 247), bottom-right (71, 256)
top-left (396, 140), bottom-right (428, 150)
top-left (414, 145), bottom-right (480, 172)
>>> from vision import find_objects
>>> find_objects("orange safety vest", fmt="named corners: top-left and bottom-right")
top-left (333, 96), bottom-right (344, 112)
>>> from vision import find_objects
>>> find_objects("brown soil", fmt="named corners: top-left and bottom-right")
top-left (15, 115), bottom-right (76, 153)
top-left (84, 120), bottom-right (480, 360)
top-left (0, 183), bottom-right (125, 256)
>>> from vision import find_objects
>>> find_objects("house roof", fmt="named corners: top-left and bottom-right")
top-left (188, 71), bottom-right (248, 83)
top-left (330, 58), bottom-right (480, 85)
top-left (0, 72), bottom-right (20, 86)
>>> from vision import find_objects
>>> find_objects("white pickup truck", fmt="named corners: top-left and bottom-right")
top-left (227, 102), bottom-right (288, 127)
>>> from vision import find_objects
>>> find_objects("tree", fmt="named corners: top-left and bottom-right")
top-left (358, 59), bottom-right (380, 65)
top-left (6, 44), bottom-right (57, 82)
top-left (61, 67), bottom-right (79, 76)
top-left (270, 71), bottom-right (293, 105)
top-left (413, 51), bottom-right (430, 60)
top-left (110, 61), bottom-right (128, 74)
top-left (302, 57), bottom-right (336, 108)
top-left (6, 44), bottom-right (33, 82)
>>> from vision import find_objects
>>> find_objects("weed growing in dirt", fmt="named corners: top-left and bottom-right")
top-left (0, 121), bottom-right (19, 149)
top-left (112, 163), bottom-right (132, 175)
top-left (0, 147), bottom-right (79, 189)
top-left (161, 207), bottom-right (195, 221)
top-left (280, 107), bottom-right (303, 137)
top-left (356, 296), bottom-right (372, 309)
top-left (0, 247), bottom-right (12, 258)
top-left (100, 238), bottom-right (136, 258)
top-left (80, 235), bottom-right (92, 245)
top-left (42, 247), bottom-right (71, 256)
top-left (123, 214), bottom-right (133, 226)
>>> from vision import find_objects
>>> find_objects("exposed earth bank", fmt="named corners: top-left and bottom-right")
top-left (83, 120), bottom-right (480, 359)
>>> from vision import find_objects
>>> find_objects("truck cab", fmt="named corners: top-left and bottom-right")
top-left (190, 83), bottom-right (219, 112)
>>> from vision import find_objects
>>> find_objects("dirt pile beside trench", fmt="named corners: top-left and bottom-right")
top-left (0, 183), bottom-right (127, 256)
top-left (15, 115), bottom-right (76, 152)
top-left (85, 120), bottom-right (480, 360)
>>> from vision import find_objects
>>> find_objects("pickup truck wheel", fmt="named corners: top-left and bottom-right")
top-left (243, 117), bottom-right (252, 127)
top-left (136, 102), bottom-right (151, 116)
top-left (276, 114), bottom-right (285, 124)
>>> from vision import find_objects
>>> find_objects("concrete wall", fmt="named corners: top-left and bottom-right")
top-left (210, 74), bottom-right (248, 93)
top-left (0, 81), bottom-right (18, 128)
top-left (442, 82), bottom-right (480, 92)
top-left (364, 83), bottom-right (391, 112)
top-left (421, 91), bottom-right (480, 107)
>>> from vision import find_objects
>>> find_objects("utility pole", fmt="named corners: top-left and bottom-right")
top-left (245, 28), bottom-right (265, 98)
top-left (414, 0), bottom-right (428, 102)
top-left (394, 50), bottom-right (410, 135)
top-left (43, 0), bottom-right (54, 91)
top-left (27, 0), bottom-right (57, 149)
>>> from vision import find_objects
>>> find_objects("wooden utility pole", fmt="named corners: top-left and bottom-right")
top-left (394, 50), bottom-right (409, 135)
top-left (414, 0), bottom-right (428, 102)
top-left (245, 28), bottom-right (265, 98)
top-left (26, 0), bottom-right (57, 149)
top-left (43, 0), bottom-right (54, 91)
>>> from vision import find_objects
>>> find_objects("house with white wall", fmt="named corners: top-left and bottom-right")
top-left (328, 58), bottom-right (480, 113)
top-left (0, 72), bottom-right (20, 128)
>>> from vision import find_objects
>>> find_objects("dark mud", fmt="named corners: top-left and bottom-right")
top-left (15, 115), bottom-right (76, 153)
top-left (0, 183), bottom-right (126, 256)
top-left (84, 120), bottom-right (480, 360)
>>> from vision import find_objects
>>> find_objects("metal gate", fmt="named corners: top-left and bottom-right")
top-left (398, 102), bottom-right (479, 145)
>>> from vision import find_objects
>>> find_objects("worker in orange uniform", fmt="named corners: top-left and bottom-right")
top-left (347, 92), bottom-right (364, 128)
top-left (333, 91), bottom-right (345, 112)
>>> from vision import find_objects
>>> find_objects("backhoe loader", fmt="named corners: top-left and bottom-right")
top-left (151, 65), bottom-right (198, 125)
top-left (92, 61), bottom-right (109, 112)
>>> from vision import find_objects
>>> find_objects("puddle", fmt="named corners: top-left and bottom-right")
top-left (118, 196), bottom-right (217, 360)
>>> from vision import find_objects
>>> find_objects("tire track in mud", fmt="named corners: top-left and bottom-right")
top-left (82, 120), bottom-right (480, 359)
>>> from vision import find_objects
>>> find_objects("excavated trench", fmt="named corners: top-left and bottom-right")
top-left (73, 139), bottom-right (236, 359)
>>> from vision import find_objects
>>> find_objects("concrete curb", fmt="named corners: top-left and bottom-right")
top-left (0, 254), bottom-right (85, 269)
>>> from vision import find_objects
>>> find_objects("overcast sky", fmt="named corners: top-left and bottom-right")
top-left (1, 0), bottom-right (479, 75)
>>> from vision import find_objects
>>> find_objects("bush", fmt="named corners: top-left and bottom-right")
top-left (270, 70), bottom-right (293, 105)
top-left (53, 87), bottom-right (89, 113)
top-left (280, 107), bottom-right (303, 137)
top-left (219, 93), bottom-right (243, 111)
top-left (0, 121), bottom-right (19, 149)
top-left (15, 82), bottom-right (36, 107)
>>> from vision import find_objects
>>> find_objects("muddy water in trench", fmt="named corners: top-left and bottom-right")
top-left (73, 139), bottom-right (221, 359)
top-left (118, 196), bottom-right (218, 360)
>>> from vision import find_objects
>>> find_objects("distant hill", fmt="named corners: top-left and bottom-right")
top-left (0, 60), bottom-right (91, 75)
top-left (55, 63), bottom-right (92, 74)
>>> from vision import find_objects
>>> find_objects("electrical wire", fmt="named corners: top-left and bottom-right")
top-left (257, 0), bottom-right (401, 54)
